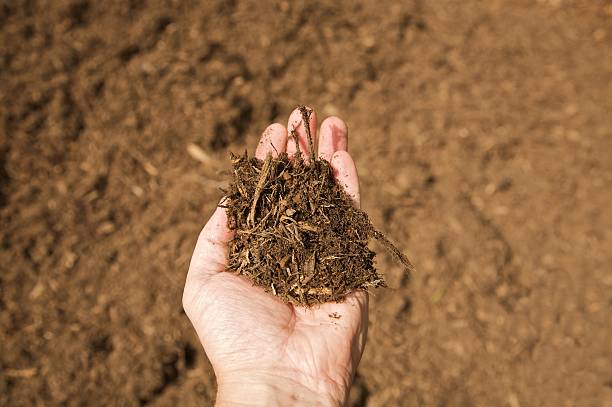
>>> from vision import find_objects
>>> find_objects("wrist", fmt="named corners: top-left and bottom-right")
top-left (215, 371), bottom-right (348, 407)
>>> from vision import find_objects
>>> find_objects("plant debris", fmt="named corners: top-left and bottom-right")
top-left (224, 107), bottom-right (414, 305)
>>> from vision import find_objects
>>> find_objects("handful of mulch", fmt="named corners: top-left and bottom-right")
top-left (223, 108), bottom-right (413, 306)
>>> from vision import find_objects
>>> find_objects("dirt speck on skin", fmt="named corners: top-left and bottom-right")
top-left (1, 1), bottom-right (611, 406)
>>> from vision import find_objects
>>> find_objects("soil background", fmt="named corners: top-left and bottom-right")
top-left (1, 0), bottom-right (611, 406)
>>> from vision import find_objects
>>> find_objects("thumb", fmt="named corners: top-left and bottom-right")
top-left (185, 203), bottom-right (234, 286)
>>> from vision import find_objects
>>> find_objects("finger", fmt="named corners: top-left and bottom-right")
top-left (255, 123), bottom-right (288, 159)
top-left (186, 203), bottom-right (233, 283)
top-left (286, 106), bottom-right (318, 162)
top-left (331, 151), bottom-right (360, 208)
top-left (318, 116), bottom-right (348, 162)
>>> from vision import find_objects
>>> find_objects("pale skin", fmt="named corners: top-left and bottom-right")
top-left (182, 107), bottom-right (367, 406)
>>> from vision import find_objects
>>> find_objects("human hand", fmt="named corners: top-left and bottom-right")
top-left (182, 107), bottom-right (367, 406)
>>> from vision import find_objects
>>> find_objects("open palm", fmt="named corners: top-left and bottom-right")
top-left (183, 108), bottom-right (367, 406)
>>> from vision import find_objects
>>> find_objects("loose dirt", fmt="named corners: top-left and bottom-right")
top-left (226, 108), bottom-right (411, 305)
top-left (226, 106), bottom-right (412, 305)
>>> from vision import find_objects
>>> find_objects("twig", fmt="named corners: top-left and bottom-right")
top-left (248, 154), bottom-right (272, 227)
top-left (290, 128), bottom-right (301, 155)
top-left (373, 230), bottom-right (416, 274)
top-left (298, 105), bottom-right (316, 162)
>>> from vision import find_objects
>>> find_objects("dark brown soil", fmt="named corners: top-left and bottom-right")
top-left (2, 1), bottom-right (611, 406)
top-left (226, 151), bottom-right (380, 305)
top-left (226, 106), bottom-right (411, 305)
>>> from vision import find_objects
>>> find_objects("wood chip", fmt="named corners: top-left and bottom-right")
top-left (186, 143), bottom-right (212, 165)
